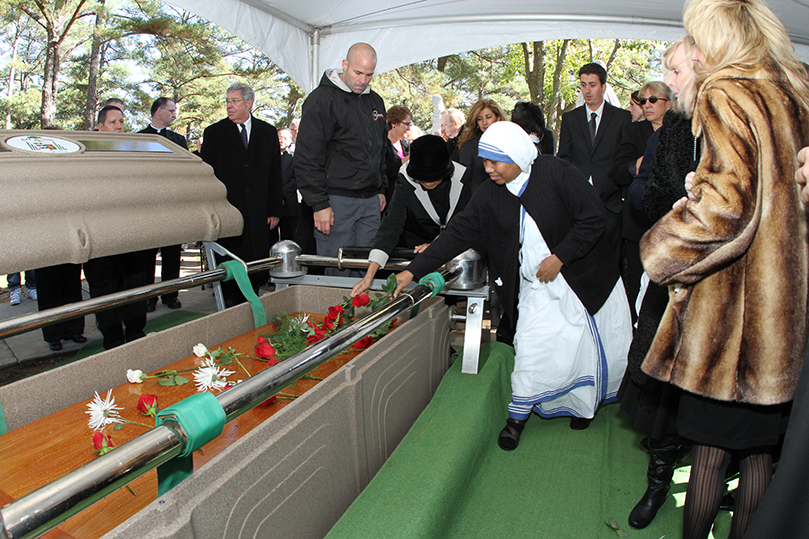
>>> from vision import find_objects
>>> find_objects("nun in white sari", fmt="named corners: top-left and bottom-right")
top-left (396, 122), bottom-right (632, 450)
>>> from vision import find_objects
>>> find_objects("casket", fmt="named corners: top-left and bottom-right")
top-left (0, 130), bottom-right (454, 538)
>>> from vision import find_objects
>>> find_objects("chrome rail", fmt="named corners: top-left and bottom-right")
top-left (0, 267), bottom-right (461, 539)
top-left (0, 257), bottom-right (282, 341)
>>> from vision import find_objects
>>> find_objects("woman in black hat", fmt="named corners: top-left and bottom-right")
top-left (351, 134), bottom-right (473, 296)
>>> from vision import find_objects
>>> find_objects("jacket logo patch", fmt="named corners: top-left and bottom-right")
top-left (372, 110), bottom-right (384, 121)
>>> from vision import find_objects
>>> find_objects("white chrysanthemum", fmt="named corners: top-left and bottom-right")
top-left (126, 369), bottom-right (144, 383)
top-left (193, 358), bottom-right (235, 392)
top-left (193, 343), bottom-right (208, 358)
top-left (86, 389), bottom-right (124, 431)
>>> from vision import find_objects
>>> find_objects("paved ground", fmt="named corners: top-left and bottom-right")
top-left (0, 249), bottom-right (222, 377)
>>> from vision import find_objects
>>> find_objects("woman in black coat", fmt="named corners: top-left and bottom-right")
top-left (352, 135), bottom-right (472, 296)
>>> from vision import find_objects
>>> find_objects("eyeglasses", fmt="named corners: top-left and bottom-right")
top-left (402, 121), bottom-right (412, 127)
top-left (639, 96), bottom-right (669, 105)
top-left (225, 98), bottom-right (244, 105)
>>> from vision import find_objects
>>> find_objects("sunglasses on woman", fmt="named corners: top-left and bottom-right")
top-left (639, 96), bottom-right (669, 105)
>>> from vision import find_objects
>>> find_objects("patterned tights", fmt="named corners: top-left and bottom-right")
top-left (683, 444), bottom-right (772, 539)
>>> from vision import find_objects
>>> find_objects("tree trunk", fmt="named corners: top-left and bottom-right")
top-left (84, 0), bottom-right (105, 130)
top-left (546, 39), bottom-right (570, 136)
top-left (41, 33), bottom-right (60, 128)
top-left (605, 39), bottom-right (621, 73)
top-left (5, 15), bottom-right (23, 130)
top-left (29, 0), bottom-right (89, 128)
top-left (521, 41), bottom-right (546, 106)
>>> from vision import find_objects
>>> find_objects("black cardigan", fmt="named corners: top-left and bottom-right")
top-left (407, 155), bottom-right (619, 320)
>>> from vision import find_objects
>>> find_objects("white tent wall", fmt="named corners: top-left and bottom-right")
top-left (168, 0), bottom-right (809, 95)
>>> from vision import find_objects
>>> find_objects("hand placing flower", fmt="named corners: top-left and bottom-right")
top-left (92, 432), bottom-right (114, 456)
top-left (126, 369), bottom-right (144, 384)
top-left (136, 394), bottom-right (160, 419)
top-left (86, 390), bottom-right (125, 431)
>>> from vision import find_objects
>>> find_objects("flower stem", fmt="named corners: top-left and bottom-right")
top-left (234, 357), bottom-right (252, 378)
top-left (126, 485), bottom-right (136, 496)
top-left (277, 392), bottom-right (298, 399)
top-left (125, 419), bottom-right (154, 429)
top-left (302, 374), bottom-right (324, 381)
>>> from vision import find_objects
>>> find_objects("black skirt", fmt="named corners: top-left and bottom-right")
top-left (677, 391), bottom-right (786, 450)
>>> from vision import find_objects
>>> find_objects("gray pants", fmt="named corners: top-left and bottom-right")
top-left (315, 194), bottom-right (380, 276)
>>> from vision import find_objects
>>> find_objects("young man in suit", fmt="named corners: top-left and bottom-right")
top-left (557, 63), bottom-right (631, 269)
top-left (201, 83), bottom-right (283, 307)
top-left (139, 97), bottom-right (187, 311)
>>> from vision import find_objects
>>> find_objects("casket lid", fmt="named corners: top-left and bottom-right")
top-left (0, 130), bottom-right (243, 274)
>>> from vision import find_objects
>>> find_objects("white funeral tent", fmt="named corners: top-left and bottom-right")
top-left (167, 0), bottom-right (809, 94)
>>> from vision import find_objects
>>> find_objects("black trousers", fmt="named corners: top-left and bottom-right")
top-left (36, 263), bottom-right (85, 343)
top-left (84, 251), bottom-right (152, 349)
top-left (146, 245), bottom-right (182, 302)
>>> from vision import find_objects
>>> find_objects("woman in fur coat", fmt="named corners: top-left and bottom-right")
top-left (639, 1), bottom-right (809, 538)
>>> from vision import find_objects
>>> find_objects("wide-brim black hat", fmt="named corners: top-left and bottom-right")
top-left (406, 134), bottom-right (455, 182)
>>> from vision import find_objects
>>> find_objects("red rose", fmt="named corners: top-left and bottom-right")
top-left (323, 317), bottom-right (334, 330)
top-left (254, 336), bottom-right (276, 360)
top-left (259, 395), bottom-right (278, 407)
top-left (313, 325), bottom-right (328, 337)
top-left (306, 334), bottom-right (323, 345)
top-left (328, 305), bottom-right (344, 319)
top-left (137, 394), bottom-right (159, 418)
top-left (352, 294), bottom-right (370, 307)
top-left (92, 432), bottom-right (114, 455)
top-left (353, 336), bottom-right (374, 349)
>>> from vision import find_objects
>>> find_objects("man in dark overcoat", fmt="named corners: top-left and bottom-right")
top-left (201, 83), bottom-right (283, 307)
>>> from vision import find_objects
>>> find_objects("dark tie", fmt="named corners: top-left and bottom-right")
top-left (239, 123), bottom-right (248, 147)
top-left (589, 112), bottom-right (597, 144)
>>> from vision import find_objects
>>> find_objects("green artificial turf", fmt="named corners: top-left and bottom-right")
top-left (326, 341), bottom-right (731, 539)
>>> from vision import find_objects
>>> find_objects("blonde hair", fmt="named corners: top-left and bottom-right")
top-left (684, 0), bottom-right (809, 109)
top-left (458, 98), bottom-right (505, 149)
top-left (662, 36), bottom-right (699, 115)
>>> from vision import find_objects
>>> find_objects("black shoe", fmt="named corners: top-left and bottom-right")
top-left (48, 341), bottom-right (63, 351)
top-left (163, 297), bottom-right (182, 310)
top-left (146, 299), bottom-right (157, 312)
top-left (67, 334), bottom-right (87, 344)
top-left (628, 482), bottom-right (671, 529)
top-left (570, 417), bottom-right (592, 430)
top-left (498, 418), bottom-right (526, 451)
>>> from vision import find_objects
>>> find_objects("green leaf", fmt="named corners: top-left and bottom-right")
top-left (383, 273), bottom-right (397, 295)
top-left (173, 375), bottom-right (189, 385)
top-left (113, 423), bottom-right (124, 431)
top-left (606, 519), bottom-right (620, 530)
top-left (158, 374), bottom-right (189, 386)
top-left (617, 529), bottom-right (629, 537)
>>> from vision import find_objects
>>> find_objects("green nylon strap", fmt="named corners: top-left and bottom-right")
top-left (0, 400), bottom-right (7, 435)
top-left (155, 392), bottom-right (226, 495)
top-left (418, 272), bottom-right (446, 297)
top-left (219, 260), bottom-right (267, 328)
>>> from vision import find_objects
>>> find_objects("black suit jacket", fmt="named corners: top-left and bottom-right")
top-left (557, 102), bottom-right (631, 214)
top-left (138, 125), bottom-right (188, 150)
top-left (201, 116), bottom-right (283, 262)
